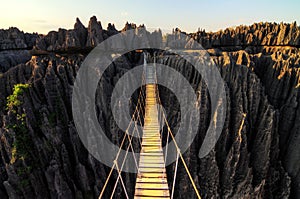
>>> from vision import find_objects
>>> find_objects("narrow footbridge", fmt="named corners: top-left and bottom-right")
top-left (134, 64), bottom-right (170, 198)
top-left (99, 57), bottom-right (201, 199)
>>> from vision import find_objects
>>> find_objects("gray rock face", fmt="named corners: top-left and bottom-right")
top-left (0, 27), bottom-right (38, 50)
top-left (0, 28), bottom-right (38, 72)
top-left (167, 22), bottom-right (300, 49)
top-left (154, 51), bottom-right (292, 198)
top-left (74, 17), bottom-right (88, 47)
top-left (107, 23), bottom-right (119, 36)
top-left (230, 47), bottom-right (300, 197)
top-left (86, 16), bottom-right (103, 47)
top-left (35, 17), bottom-right (162, 52)
top-left (0, 50), bottom-right (31, 73)
top-left (0, 20), bottom-right (299, 199)
top-left (35, 28), bottom-right (83, 51)
top-left (35, 17), bottom-right (89, 51)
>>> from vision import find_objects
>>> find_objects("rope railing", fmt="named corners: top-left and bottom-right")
top-left (153, 59), bottom-right (202, 199)
top-left (99, 53), bottom-right (201, 199)
top-left (110, 86), bottom-right (147, 197)
top-left (110, 117), bottom-right (141, 199)
top-left (171, 151), bottom-right (180, 199)
top-left (111, 161), bottom-right (129, 199)
top-left (99, 70), bottom-right (146, 199)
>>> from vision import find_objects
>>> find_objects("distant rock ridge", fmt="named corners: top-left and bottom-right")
top-left (167, 21), bottom-right (300, 49)
top-left (0, 28), bottom-right (38, 72)
top-left (34, 16), bottom-right (163, 52)
top-left (0, 27), bottom-right (38, 50)
top-left (1, 18), bottom-right (299, 53)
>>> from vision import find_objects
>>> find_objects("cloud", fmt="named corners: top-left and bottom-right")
top-left (32, 19), bottom-right (48, 24)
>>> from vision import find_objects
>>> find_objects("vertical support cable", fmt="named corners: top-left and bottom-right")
top-left (110, 161), bottom-right (129, 199)
top-left (99, 70), bottom-right (146, 198)
top-left (171, 151), bottom-right (180, 199)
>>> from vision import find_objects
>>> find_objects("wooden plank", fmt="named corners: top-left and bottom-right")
top-left (134, 70), bottom-right (170, 198)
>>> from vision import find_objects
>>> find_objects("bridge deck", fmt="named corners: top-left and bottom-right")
top-left (134, 65), bottom-right (170, 198)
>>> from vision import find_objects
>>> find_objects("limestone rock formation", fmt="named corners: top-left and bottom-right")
top-left (86, 16), bottom-right (104, 47)
top-left (0, 27), bottom-right (38, 50)
top-left (0, 50), bottom-right (31, 73)
top-left (106, 23), bottom-right (119, 36)
top-left (74, 17), bottom-right (88, 47)
top-left (35, 17), bottom-right (162, 52)
top-left (0, 19), bottom-right (299, 199)
top-left (0, 28), bottom-right (38, 73)
top-left (35, 18), bottom-right (89, 51)
top-left (167, 22), bottom-right (300, 49)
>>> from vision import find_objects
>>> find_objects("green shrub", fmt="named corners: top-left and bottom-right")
top-left (6, 83), bottom-right (33, 164)
top-left (6, 84), bottom-right (30, 112)
top-left (9, 119), bottom-right (32, 164)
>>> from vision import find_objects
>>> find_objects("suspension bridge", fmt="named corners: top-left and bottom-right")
top-left (98, 55), bottom-right (201, 199)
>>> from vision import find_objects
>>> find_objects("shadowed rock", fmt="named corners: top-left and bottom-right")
top-left (0, 20), bottom-right (299, 198)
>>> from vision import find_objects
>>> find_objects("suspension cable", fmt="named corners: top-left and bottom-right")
top-left (110, 95), bottom-right (145, 197)
top-left (108, 87), bottom-right (145, 198)
top-left (171, 151), bottom-right (180, 199)
top-left (154, 62), bottom-right (201, 199)
top-left (160, 101), bottom-right (201, 199)
top-left (99, 70), bottom-right (146, 198)
top-left (111, 160), bottom-right (129, 199)
top-left (100, 53), bottom-right (201, 199)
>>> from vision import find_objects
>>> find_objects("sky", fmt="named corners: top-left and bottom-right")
top-left (0, 0), bottom-right (299, 34)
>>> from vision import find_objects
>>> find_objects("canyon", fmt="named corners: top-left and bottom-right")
top-left (0, 16), bottom-right (299, 198)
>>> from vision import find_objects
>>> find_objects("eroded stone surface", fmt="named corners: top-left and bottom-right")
top-left (0, 20), bottom-right (299, 198)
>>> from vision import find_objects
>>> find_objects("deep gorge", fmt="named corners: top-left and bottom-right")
top-left (0, 17), bottom-right (299, 198)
